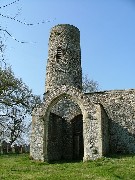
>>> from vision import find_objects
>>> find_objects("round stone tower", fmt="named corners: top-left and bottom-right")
top-left (45, 24), bottom-right (82, 92)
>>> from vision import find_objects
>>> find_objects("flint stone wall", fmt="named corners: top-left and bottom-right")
top-left (30, 108), bottom-right (44, 161)
top-left (86, 89), bottom-right (135, 154)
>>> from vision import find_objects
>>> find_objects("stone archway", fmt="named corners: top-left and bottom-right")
top-left (42, 85), bottom-right (94, 162)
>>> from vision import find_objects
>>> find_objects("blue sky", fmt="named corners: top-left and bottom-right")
top-left (1, 0), bottom-right (135, 96)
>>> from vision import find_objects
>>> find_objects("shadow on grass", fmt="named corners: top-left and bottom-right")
top-left (48, 159), bottom-right (83, 164)
top-left (106, 153), bottom-right (135, 159)
top-left (42, 154), bottom-right (135, 164)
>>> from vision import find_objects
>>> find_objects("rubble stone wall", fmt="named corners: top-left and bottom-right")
top-left (86, 89), bottom-right (135, 154)
top-left (30, 108), bottom-right (44, 161)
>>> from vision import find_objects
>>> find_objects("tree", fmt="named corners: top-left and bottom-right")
top-left (0, 66), bottom-right (41, 145)
top-left (82, 74), bottom-right (99, 93)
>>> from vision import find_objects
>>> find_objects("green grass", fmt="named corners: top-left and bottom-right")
top-left (0, 154), bottom-right (135, 180)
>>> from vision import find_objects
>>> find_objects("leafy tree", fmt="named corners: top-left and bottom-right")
top-left (0, 66), bottom-right (41, 145)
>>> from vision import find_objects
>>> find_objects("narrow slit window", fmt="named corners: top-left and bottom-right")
top-left (56, 47), bottom-right (62, 62)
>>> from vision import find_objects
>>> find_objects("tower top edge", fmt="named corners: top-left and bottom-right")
top-left (51, 24), bottom-right (80, 32)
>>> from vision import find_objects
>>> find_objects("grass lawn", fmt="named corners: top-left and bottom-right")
top-left (0, 154), bottom-right (135, 180)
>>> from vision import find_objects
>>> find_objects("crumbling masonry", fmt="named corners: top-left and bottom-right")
top-left (30, 24), bottom-right (135, 162)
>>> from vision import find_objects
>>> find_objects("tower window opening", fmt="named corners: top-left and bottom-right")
top-left (56, 47), bottom-right (62, 62)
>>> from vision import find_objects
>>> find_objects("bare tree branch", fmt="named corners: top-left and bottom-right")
top-left (0, 13), bottom-right (51, 26)
top-left (0, 0), bottom-right (20, 9)
top-left (0, 28), bottom-right (28, 43)
top-left (82, 74), bottom-right (99, 93)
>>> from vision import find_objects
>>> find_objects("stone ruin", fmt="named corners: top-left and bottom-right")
top-left (30, 24), bottom-right (135, 162)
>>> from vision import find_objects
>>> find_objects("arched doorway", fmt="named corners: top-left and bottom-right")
top-left (46, 96), bottom-right (83, 161)
top-left (42, 85), bottom-right (96, 162)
